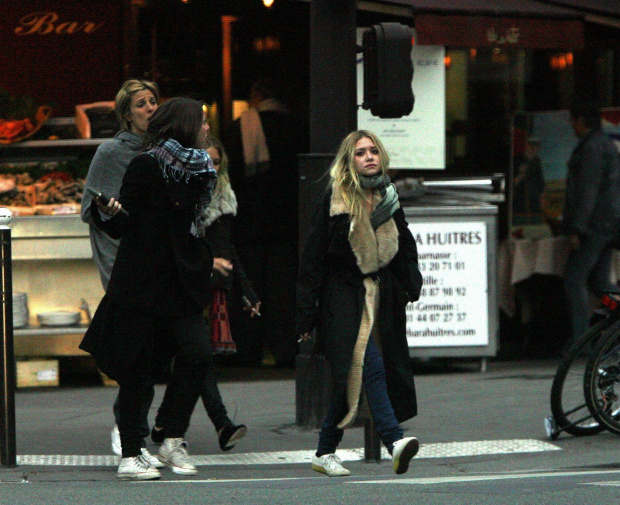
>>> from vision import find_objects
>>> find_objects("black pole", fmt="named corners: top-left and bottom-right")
top-left (364, 418), bottom-right (381, 462)
top-left (309, 0), bottom-right (357, 153)
top-left (0, 209), bottom-right (16, 468)
top-left (296, 0), bottom-right (358, 429)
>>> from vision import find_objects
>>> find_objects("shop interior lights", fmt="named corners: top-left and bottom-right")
top-left (549, 52), bottom-right (574, 71)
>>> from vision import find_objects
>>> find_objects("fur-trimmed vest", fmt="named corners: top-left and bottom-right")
top-left (330, 183), bottom-right (399, 429)
top-left (200, 182), bottom-right (238, 228)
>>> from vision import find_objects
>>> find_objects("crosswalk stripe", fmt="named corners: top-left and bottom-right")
top-left (15, 439), bottom-right (559, 467)
top-left (350, 469), bottom-right (620, 485)
top-left (583, 480), bottom-right (620, 487)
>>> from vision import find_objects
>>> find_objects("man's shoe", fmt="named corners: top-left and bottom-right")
top-left (218, 424), bottom-right (247, 452)
top-left (157, 438), bottom-right (197, 475)
top-left (117, 455), bottom-right (161, 481)
top-left (151, 426), bottom-right (165, 445)
top-left (141, 447), bottom-right (165, 468)
top-left (111, 425), bottom-right (122, 456)
top-left (392, 437), bottom-right (419, 475)
top-left (311, 453), bottom-right (351, 477)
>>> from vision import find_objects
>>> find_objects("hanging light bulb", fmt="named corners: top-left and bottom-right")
top-left (263, 0), bottom-right (275, 7)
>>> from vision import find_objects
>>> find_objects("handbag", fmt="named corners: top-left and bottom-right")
top-left (209, 288), bottom-right (236, 355)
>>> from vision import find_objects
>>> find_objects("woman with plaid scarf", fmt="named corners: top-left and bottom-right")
top-left (81, 97), bottom-right (222, 480)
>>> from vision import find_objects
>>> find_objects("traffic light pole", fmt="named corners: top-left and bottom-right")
top-left (298, 0), bottom-right (381, 462)
top-left (309, 0), bottom-right (357, 153)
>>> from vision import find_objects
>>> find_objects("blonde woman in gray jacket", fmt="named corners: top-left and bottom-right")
top-left (82, 79), bottom-right (160, 289)
top-left (81, 79), bottom-right (160, 466)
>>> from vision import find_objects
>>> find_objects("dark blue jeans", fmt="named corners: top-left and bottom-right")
top-left (317, 338), bottom-right (403, 456)
top-left (118, 311), bottom-right (219, 458)
top-left (564, 232), bottom-right (618, 345)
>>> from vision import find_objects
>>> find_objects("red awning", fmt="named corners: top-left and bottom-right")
top-left (370, 1), bottom-right (587, 49)
top-left (414, 13), bottom-right (584, 49)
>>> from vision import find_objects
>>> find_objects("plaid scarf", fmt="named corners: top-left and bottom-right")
top-left (147, 138), bottom-right (217, 236)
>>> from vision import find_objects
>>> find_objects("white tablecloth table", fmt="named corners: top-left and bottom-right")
top-left (500, 236), bottom-right (620, 319)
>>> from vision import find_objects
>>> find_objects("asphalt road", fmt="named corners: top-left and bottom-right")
top-left (1, 359), bottom-right (620, 504)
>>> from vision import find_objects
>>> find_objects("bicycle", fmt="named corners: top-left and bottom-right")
top-left (545, 291), bottom-right (620, 439)
top-left (583, 294), bottom-right (620, 435)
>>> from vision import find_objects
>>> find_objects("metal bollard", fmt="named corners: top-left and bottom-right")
top-left (364, 417), bottom-right (381, 462)
top-left (0, 208), bottom-right (16, 467)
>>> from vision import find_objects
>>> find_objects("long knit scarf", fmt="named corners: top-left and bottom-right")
top-left (147, 138), bottom-right (217, 236)
top-left (358, 174), bottom-right (400, 230)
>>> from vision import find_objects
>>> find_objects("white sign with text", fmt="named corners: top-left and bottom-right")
top-left (406, 221), bottom-right (489, 347)
top-left (356, 29), bottom-right (446, 169)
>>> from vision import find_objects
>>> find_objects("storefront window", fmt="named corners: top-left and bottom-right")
top-left (444, 46), bottom-right (580, 176)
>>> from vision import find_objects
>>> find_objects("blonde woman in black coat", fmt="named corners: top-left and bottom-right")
top-left (297, 130), bottom-right (423, 477)
top-left (81, 97), bottom-right (217, 480)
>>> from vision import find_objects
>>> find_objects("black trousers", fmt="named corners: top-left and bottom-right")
top-left (117, 311), bottom-right (223, 457)
top-left (231, 239), bottom-right (298, 366)
top-left (155, 322), bottom-right (231, 436)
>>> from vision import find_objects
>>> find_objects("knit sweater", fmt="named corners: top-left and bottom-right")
top-left (81, 130), bottom-right (142, 290)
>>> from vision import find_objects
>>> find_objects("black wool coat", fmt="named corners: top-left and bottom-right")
top-left (80, 153), bottom-right (214, 380)
top-left (296, 188), bottom-right (423, 423)
top-left (205, 213), bottom-right (259, 306)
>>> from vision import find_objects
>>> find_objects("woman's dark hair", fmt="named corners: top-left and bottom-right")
top-left (143, 97), bottom-right (204, 149)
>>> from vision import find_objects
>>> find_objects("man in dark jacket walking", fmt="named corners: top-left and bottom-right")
top-left (563, 100), bottom-right (620, 348)
top-left (224, 79), bottom-right (301, 367)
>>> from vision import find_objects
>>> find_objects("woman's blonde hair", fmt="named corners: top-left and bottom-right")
top-left (205, 135), bottom-right (231, 199)
top-left (115, 79), bottom-right (160, 131)
top-left (329, 130), bottom-right (389, 219)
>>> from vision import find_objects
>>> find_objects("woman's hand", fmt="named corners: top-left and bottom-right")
top-left (244, 300), bottom-right (261, 318)
top-left (213, 257), bottom-right (233, 276)
top-left (95, 196), bottom-right (123, 216)
top-left (298, 332), bottom-right (312, 343)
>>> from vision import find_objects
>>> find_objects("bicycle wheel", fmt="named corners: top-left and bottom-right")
top-left (549, 317), bottom-right (614, 437)
top-left (584, 320), bottom-right (620, 435)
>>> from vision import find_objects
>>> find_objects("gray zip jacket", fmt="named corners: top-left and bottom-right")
top-left (81, 130), bottom-right (142, 290)
top-left (563, 129), bottom-right (620, 236)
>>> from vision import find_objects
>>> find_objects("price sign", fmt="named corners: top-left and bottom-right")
top-left (406, 221), bottom-right (489, 347)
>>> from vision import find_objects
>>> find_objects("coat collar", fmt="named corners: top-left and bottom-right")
top-left (330, 183), bottom-right (398, 274)
top-left (200, 182), bottom-right (238, 228)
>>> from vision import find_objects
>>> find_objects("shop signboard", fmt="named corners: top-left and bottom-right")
top-left (0, 0), bottom-right (123, 116)
top-left (356, 29), bottom-right (446, 170)
top-left (406, 220), bottom-right (489, 348)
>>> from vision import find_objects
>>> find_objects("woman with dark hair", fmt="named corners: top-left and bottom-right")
top-left (81, 97), bottom-right (217, 480)
top-left (297, 130), bottom-right (423, 477)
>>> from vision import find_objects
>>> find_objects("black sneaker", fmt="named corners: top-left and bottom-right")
top-left (151, 426), bottom-right (166, 445)
top-left (218, 424), bottom-right (247, 452)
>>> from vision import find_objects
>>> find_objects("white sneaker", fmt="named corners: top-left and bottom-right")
top-left (311, 453), bottom-right (351, 477)
top-left (157, 438), bottom-right (197, 475)
top-left (111, 425), bottom-right (121, 456)
top-left (141, 447), bottom-right (165, 468)
top-left (392, 437), bottom-right (419, 475)
top-left (117, 455), bottom-right (161, 481)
